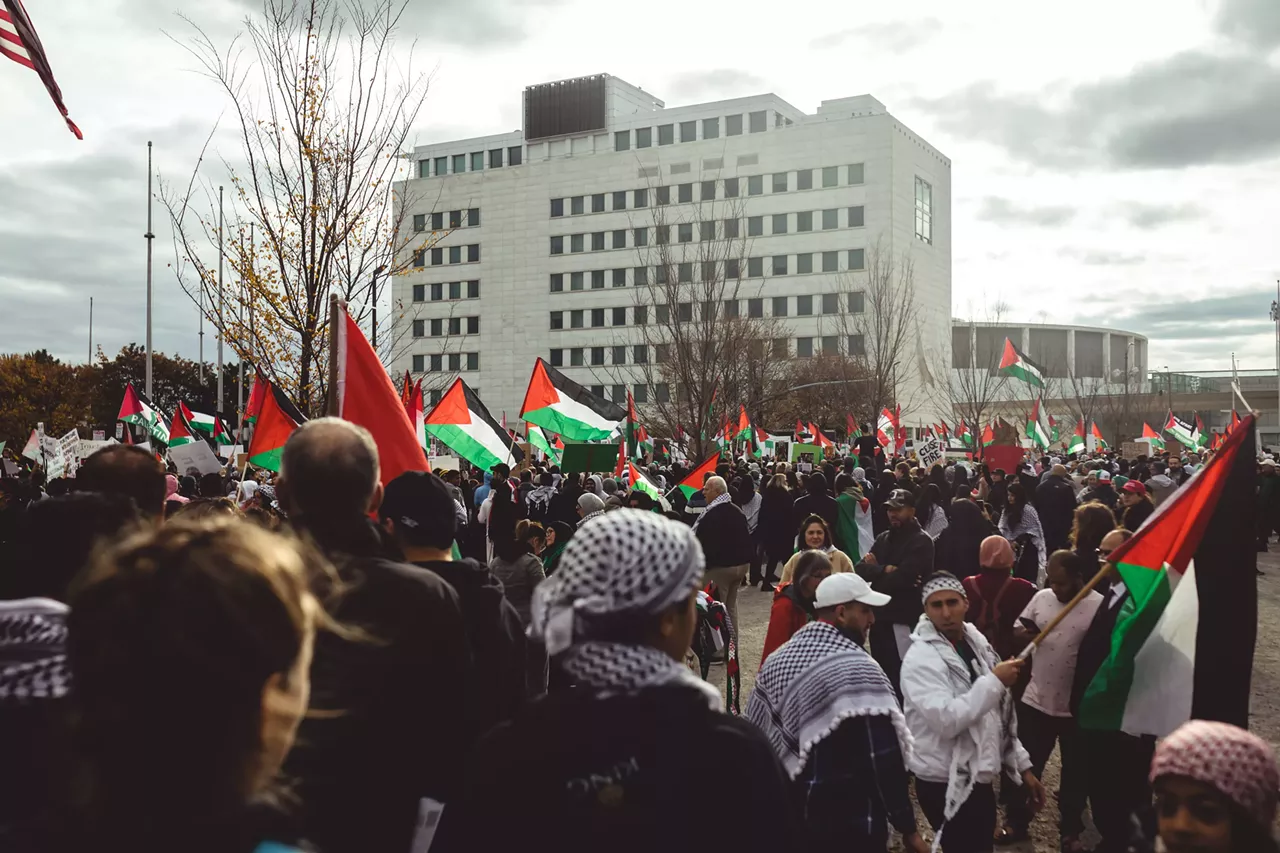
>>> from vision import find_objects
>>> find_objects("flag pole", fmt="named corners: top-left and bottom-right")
top-left (88, 296), bottom-right (93, 363)
top-left (144, 141), bottom-right (155, 397)
top-left (327, 294), bottom-right (341, 417)
top-left (216, 185), bottom-right (225, 420)
top-left (1017, 561), bottom-right (1115, 660)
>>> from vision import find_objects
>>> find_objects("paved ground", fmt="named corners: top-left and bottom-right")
top-left (707, 550), bottom-right (1280, 851)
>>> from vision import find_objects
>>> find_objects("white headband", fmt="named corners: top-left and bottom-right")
top-left (921, 575), bottom-right (967, 604)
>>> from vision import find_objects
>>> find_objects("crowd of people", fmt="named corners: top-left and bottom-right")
top-left (0, 426), bottom-right (1275, 853)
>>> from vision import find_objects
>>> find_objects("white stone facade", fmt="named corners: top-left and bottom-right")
top-left (391, 74), bottom-right (952, 427)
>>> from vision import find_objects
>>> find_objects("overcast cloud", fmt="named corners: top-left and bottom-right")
top-left (2, 0), bottom-right (1276, 374)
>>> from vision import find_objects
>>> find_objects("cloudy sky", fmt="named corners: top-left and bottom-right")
top-left (3, 0), bottom-right (1279, 372)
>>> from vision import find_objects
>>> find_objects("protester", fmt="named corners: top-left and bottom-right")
top-left (934, 497), bottom-right (997, 580)
top-left (779, 514), bottom-right (855, 581)
top-left (380, 470), bottom-right (527, 733)
top-left (576, 491), bottom-right (606, 527)
top-left (758, 473), bottom-right (795, 591)
top-left (733, 474), bottom-right (765, 587)
top-left (1259, 459), bottom-right (1280, 552)
top-left (793, 470), bottom-right (838, 533)
top-left (171, 496), bottom-right (241, 520)
top-left (749, 573), bottom-right (928, 852)
top-left (1009, 550), bottom-right (1103, 850)
top-left (998, 482), bottom-right (1047, 584)
top-left (525, 470), bottom-right (557, 523)
top-left (490, 518), bottom-right (549, 696)
top-left (51, 518), bottom-right (319, 853)
top-left (693, 476), bottom-right (753, 653)
top-left (986, 468), bottom-right (1010, 524)
top-left (855, 488), bottom-right (935, 698)
top-left (1034, 463), bottom-right (1077, 554)
top-left (961, 535), bottom-right (1037, 661)
top-left (1146, 461), bottom-right (1178, 507)
top-left (1118, 479), bottom-right (1155, 531)
top-left (76, 445), bottom-right (168, 519)
top-left (434, 510), bottom-right (795, 852)
top-left (1079, 469), bottom-right (1119, 510)
top-left (1070, 501), bottom-right (1117, 586)
top-left (917, 482), bottom-right (951, 540)
top-left (758, 550), bottom-right (832, 667)
top-left (541, 520), bottom-right (573, 575)
top-left (276, 418), bottom-right (470, 853)
top-left (901, 572), bottom-right (1044, 852)
top-left (1149, 720), bottom-right (1279, 853)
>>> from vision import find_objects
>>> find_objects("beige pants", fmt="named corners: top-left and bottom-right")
top-left (702, 563), bottom-right (749, 650)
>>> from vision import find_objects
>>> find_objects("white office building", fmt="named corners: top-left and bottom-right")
top-left (392, 73), bottom-right (951, 426)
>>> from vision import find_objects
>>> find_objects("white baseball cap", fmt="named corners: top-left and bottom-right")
top-left (814, 573), bottom-right (891, 609)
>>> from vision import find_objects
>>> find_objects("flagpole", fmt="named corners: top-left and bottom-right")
top-left (216, 185), bottom-right (225, 420)
top-left (88, 296), bottom-right (93, 363)
top-left (327, 294), bottom-right (341, 417)
top-left (145, 141), bottom-right (154, 398)
top-left (1017, 559), bottom-right (1114, 660)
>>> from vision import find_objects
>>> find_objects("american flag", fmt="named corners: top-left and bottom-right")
top-left (1, 0), bottom-right (81, 138)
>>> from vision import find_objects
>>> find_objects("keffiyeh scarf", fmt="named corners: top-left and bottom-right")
top-left (747, 620), bottom-right (911, 778)
top-left (0, 598), bottom-right (70, 703)
top-left (526, 484), bottom-right (557, 513)
top-left (690, 491), bottom-right (733, 532)
top-left (531, 509), bottom-right (721, 710)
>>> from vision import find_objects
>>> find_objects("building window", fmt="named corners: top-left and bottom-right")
top-left (609, 384), bottom-right (624, 403)
top-left (822, 208), bottom-right (838, 230)
top-left (797, 253), bottom-right (813, 274)
top-left (508, 146), bottom-right (522, 165)
top-left (772, 172), bottom-right (788, 193)
top-left (821, 335), bottom-right (837, 356)
top-left (571, 234), bottom-right (584, 253)
top-left (448, 317), bottom-right (461, 336)
top-left (848, 291), bottom-right (865, 313)
top-left (430, 354), bottom-right (443, 372)
top-left (412, 319), bottom-right (425, 338)
top-left (748, 297), bottom-right (763, 318)
top-left (615, 130), bottom-right (630, 151)
top-left (448, 353), bottom-right (461, 371)
top-left (449, 281), bottom-right (462, 299)
top-left (431, 248), bottom-right (443, 265)
top-left (679, 120), bottom-right (697, 142)
top-left (656, 304), bottom-right (670, 323)
top-left (822, 166), bottom-right (838, 187)
top-left (591, 270), bottom-right (605, 289)
top-left (849, 248), bottom-right (866, 270)
top-left (551, 236), bottom-right (564, 255)
top-left (612, 190), bottom-right (627, 211)
top-left (848, 205), bottom-right (865, 228)
top-left (724, 299), bottom-right (740, 318)
top-left (612, 229), bottom-right (626, 249)
top-left (467, 208), bottom-right (480, 227)
top-left (655, 382), bottom-right (670, 402)
top-left (550, 311), bottom-right (563, 329)
top-left (849, 163), bottom-right (865, 185)
top-left (571, 272), bottom-right (584, 291)
top-left (772, 255), bottom-right (788, 275)
top-left (591, 385), bottom-right (605, 398)
top-left (748, 257), bottom-right (763, 277)
top-left (702, 117), bottom-right (719, 139)
top-left (634, 344), bottom-right (648, 365)
top-left (633, 384), bottom-right (649, 404)
top-left (429, 318), bottom-right (443, 337)
top-left (430, 283), bottom-right (443, 301)
top-left (678, 262), bottom-right (692, 282)
top-left (467, 280), bottom-right (479, 298)
top-left (590, 308), bottom-right (604, 327)
top-left (676, 183), bottom-right (692, 203)
top-left (449, 210), bottom-right (462, 229)
top-left (726, 114), bottom-right (743, 136)
top-left (695, 180), bottom-right (713, 201)
top-left (413, 213), bottom-right (426, 233)
top-left (570, 348), bottom-right (584, 366)
top-left (700, 221), bottom-right (716, 241)
top-left (591, 232), bottom-right (605, 251)
top-left (634, 227), bottom-right (648, 246)
top-left (658, 124), bottom-right (674, 145)
top-left (635, 304), bottom-right (648, 324)
top-left (848, 334), bottom-right (866, 356)
top-left (822, 293), bottom-right (839, 314)
top-left (636, 127), bottom-right (652, 148)
top-left (570, 309), bottom-right (584, 328)
top-left (747, 175), bottom-right (763, 195)
top-left (748, 110), bottom-right (766, 133)
top-left (655, 225), bottom-right (669, 244)
top-left (677, 302), bottom-right (693, 323)
top-left (452, 154), bottom-right (466, 173)
top-left (634, 267), bottom-right (648, 288)
top-left (466, 316), bottom-right (479, 334)
top-left (773, 296), bottom-right (788, 317)
top-left (412, 284), bottom-right (424, 302)
top-left (587, 193), bottom-right (602, 214)
top-left (678, 223), bottom-right (693, 243)
top-left (571, 196), bottom-right (584, 216)
top-left (591, 347), bottom-right (605, 366)
top-left (470, 152), bottom-right (484, 171)
top-left (746, 216), bottom-right (763, 237)
top-left (489, 148), bottom-right (503, 168)
top-left (551, 198), bottom-right (564, 217)
top-left (434, 156), bottom-right (447, 176)
top-left (701, 260), bottom-right (717, 281)
top-left (797, 211), bottom-right (813, 232)
top-left (723, 218), bottom-right (739, 240)
top-left (412, 354), bottom-right (424, 372)
top-left (609, 306), bottom-right (625, 326)
top-left (772, 213), bottom-right (788, 234)
top-left (448, 246), bottom-right (461, 264)
top-left (613, 268), bottom-right (627, 287)
top-left (656, 186), bottom-right (670, 205)
top-left (432, 211), bottom-right (444, 230)
top-left (797, 294), bottom-right (813, 315)
top-left (550, 348), bottom-right (564, 367)
top-left (797, 169), bottom-right (813, 190)
top-left (634, 188), bottom-right (648, 207)
top-left (467, 244), bottom-right (479, 262)
top-left (609, 345), bottom-right (626, 365)
top-left (413, 250), bottom-right (425, 268)
top-left (797, 337), bottom-right (813, 358)
top-left (726, 258), bottom-right (740, 279)
top-left (772, 338), bottom-right (788, 358)
top-left (724, 177), bottom-right (739, 198)
top-left (914, 176), bottom-right (932, 244)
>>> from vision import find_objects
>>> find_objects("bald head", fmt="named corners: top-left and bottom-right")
top-left (703, 475), bottom-right (727, 501)
top-left (279, 418), bottom-right (381, 525)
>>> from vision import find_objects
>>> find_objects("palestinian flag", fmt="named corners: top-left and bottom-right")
top-left (736, 405), bottom-right (753, 441)
top-left (1027, 396), bottom-right (1051, 450)
top-left (848, 413), bottom-right (864, 440)
top-left (1227, 410), bottom-right (1242, 435)
top-left (998, 337), bottom-right (1046, 388)
top-left (794, 419), bottom-right (808, 442)
top-left (625, 390), bottom-right (640, 458)
top-left (876, 408), bottom-right (898, 454)
top-left (529, 425), bottom-right (561, 462)
top-left (245, 369), bottom-right (268, 423)
top-left (1078, 415), bottom-right (1257, 736)
top-left (1164, 412), bottom-right (1197, 448)
top-left (933, 420), bottom-right (950, 442)
top-left (1067, 418), bottom-right (1086, 455)
top-left (637, 424), bottom-right (654, 458)
top-left (1141, 422), bottom-right (1166, 452)
top-left (408, 380), bottom-right (427, 451)
top-left (1049, 414), bottom-right (1060, 445)
top-left (700, 385), bottom-right (718, 441)
top-left (1091, 421), bottom-right (1109, 450)
top-left (955, 419), bottom-right (974, 447)
top-left (521, 358), bottom-right (625, 442)
top-left (180, 402), bottom-right (216, 434)
top-left (247, 385), bottom-right (305, 472)
top-left (895, 405), bottom-right (908, 453)
top-left (810, 424), bottom-right (834, 449)
top-left (1194, 413), bottom-right (1209, 450)
top-left (676, 452), bottom-right (720, 499)
top-left (426, 377), bottom-right (524, 472)
top-left (981, 422), bottom-right (995, 448)
top-left (627, 461), bottom-right (663, 504)
top-left (21, 429), bottom-right (40, 462)
top-left (168, 406), bottom-right (199, 447)
top-left (118, 383), bottom-right (170, 443)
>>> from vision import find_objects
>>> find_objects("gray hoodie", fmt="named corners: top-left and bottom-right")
top-left (1147, 474), bottom-right (1177, 507)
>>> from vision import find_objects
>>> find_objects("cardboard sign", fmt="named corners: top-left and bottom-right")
top-left (1121, 440), bottom-right (1152, 460)
top-left (115, 423), bottom-right (123, 440)
top-left (429, 455), bottom-right (461, 471)
top-left (78, 439), bottom-right (116, 461)
top-left (217, 444), bottom-right (244, 460)
top-left (916, 437), bottom-right (944, 469)
top-left (168, 440), bottom-right (224, 476)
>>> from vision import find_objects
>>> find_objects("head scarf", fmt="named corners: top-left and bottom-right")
top-left (921, 573), bottom-right (967, 604)
top-left (530, 510), bottom-right (720, 709)
top-left (164, 474), bottom-right (190, 504)
top-left (979, 535), bottom-right (1014, 570)
top-left (1151, 720), bottom-right (1280, 829)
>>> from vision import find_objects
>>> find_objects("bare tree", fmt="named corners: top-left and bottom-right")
top-left (161, 0), bottom-right (435, 416)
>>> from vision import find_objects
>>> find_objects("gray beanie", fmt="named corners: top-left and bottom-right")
top-left (578, 493), bottom-right (606, 514)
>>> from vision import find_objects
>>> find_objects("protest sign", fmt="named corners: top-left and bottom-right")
top-left (916, 437), bottom-right (944, 469)
top-left (168, 440), bottom-right (224, 476)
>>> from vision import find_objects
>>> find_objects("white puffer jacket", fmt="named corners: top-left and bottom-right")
top-left (900, 616), bottom-right (1031, 788)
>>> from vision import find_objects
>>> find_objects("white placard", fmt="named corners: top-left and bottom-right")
top-left (92, 429), bottom-right (106, 441)
top-left (168, 441), bottom-right (224, 476)
top-left (429, 455), bottom-right (460, 471)
top-left (217, 444), bottom-right (244, 460)
top-left (57, 430), bottom-right (81, 478)
top-left (78, 438), bottom-right (116, 461)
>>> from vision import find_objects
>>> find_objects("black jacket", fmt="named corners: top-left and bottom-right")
top-left (284, 519), bottom-right (470, 853)
top-left (855, 518), bottom-right (934, 626)
top-left (1080, 483), bottom-right (1119, 510)
top-left (1035, 475), bottom-right (1078, 553)
top-left (433, 685), bottom-right (796, 853)
top-left (412, 558), bottom-right (527, 739)
top-left (1072, 585), bottom-right (1127, 716)
top-left (1121, 499), bottom-right (1154, 532)
top-left (758, 487), bottom-right (796, 563)
top-left (695, 501), bottom-right (754, 568)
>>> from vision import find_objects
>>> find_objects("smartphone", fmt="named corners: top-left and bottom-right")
top-left (1018, 617), bottom-right (1039, 632)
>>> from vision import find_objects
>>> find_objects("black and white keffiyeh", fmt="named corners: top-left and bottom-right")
top-left (526, 484), bottom-right (557, 514)
top-left (921, 574), bottom-right (967, 604)
top-left (531, 509), bottom-right (721, 710)
top-left (690, 491), bottom-right (732, 532)
top-left (747, 620), bottom-right (910, 778)
top-left (0, 598), bottom-right (70, 703)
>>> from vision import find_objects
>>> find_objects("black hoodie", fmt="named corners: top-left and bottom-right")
top-left (412, 558), bottom-right (527, 738)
